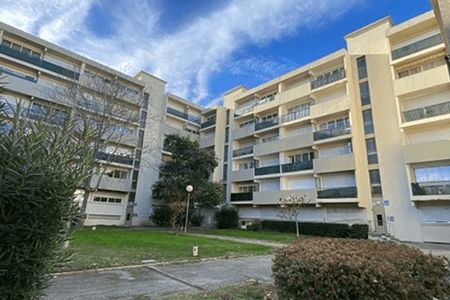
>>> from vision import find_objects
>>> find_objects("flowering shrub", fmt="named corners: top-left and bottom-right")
top-left (272, 238), bottom-right (449, 300)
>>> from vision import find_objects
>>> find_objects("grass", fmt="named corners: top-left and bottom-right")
top-left (161, 282), bottom-right (278, 300)
top-left (62, 228), bottom-right (272, 271)
top-left (193, 228), bottom-right (305, 243)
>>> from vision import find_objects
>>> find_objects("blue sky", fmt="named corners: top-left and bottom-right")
top-left (0, 0), bottom-right (432, 107)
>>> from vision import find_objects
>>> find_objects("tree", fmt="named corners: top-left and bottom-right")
top-left (152, 134), bottom-right (223, 229)
top-left (278, 194), bottom-right (311, 237)
top-left (0, 94), bottom-right (95, 298)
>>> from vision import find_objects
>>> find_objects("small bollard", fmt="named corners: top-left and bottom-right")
top-left (92, 226), bottom-right (96, 231)
top-left (192, 246), bottom-right (199, 257)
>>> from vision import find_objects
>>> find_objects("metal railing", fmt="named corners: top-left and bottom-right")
top-left (255, 117), bottom-right (278, 131)
top-left (255, 165), bottom-right (280, 176)
top-left (232, 146), bottom-right (253, 157)
top-left (166, 107), bottom-right (201, 124)
top-left (0, 66), bottom-right (36, 82)
top-left (0, 44), bottom-right (80, 80)
top-left (311, 68), bottom-right (345, 90)
top-left (391, 34), bottom-right (442, 60)
top-left (411, 182), bottom-right (450, 196)
top-left (280, 107), bottom-right (310, 123)
top-left (201, 118), bottom-right (216, 128)
top-left (234, 105), bottom-right (254, 117)
top-left (281, 160), bottom-right (313, 173)
top-left (230, 192), bottom-right (253, 202)
top-left (313, 127), bottom-right (351, 141)
top-left (402, 101), bottom-right (450, 123)
top-left (317, 186), bottom-right (357, 198)
top-left (96, 151), bottom-right (134, 165)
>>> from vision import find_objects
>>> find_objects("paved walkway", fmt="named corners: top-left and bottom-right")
top-left (44, 255), bottom-right (273, 300)
top-left (186, 232), bottom-right (287, 248)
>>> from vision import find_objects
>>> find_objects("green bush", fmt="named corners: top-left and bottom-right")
top-left (260, 220), bottom-right (368, 239)
top-left (215, 206), bottom-right (238, 229)
top-left (189, 211), bottom-right (204, 227)
top-left (273, 238), bottom-right (450, 300)
top-left (151, 205), bottom-right (172, 227)
top-left (0, 112), bottom-right (94, 299)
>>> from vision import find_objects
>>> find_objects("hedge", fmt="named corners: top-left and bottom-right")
top-left (215, 206), bottom-right (238, 228)
top-left (273, 238), bottom-right (450, 299)
top-left (260, 220), bottom-right (368, 239)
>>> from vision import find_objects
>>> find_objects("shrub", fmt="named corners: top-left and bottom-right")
top-left (273, 238), bottom-right (450, 300)
top-left (246, 220), bottom-right (261, 231)
top-left (0, 113), bottom-right (94, 299)
top-left (260, 220), bottom-right (368, 239)
top-left (151, 205), bottom-right (172, 227)
top-left (189, 211), bottom-right (204, 227)
top-left (215, 206), bottom-right (238, 229)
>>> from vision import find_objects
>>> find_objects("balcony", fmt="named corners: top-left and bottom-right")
top-left (279, 81), bottom-right (310, 104)
top-left (411, 182), bottom-right (450, 201)
top-left (313, 127), bottom-right (351, 141)
top-left (310, 96), bottom-right (349, 120)
top-left (282, 161), bottom-right (313, 173)
top-left (90, 174), bottom-right (132, 192)
top-left (255, 118), bottom-right (278, 131)
top-left (233, 124), bottom-right (254, 140)
top-left (402, 101), bottom-right (450, 123)
top-left (0, 66), bottom-right (36, 82)
top-left (403, 140), bottom-right (450, 164)
top-left (231, 168), bottom-right (254, 182)
top-left (391, 34), bottom-right (442, 60)
top-left (230, 192), bottom-right (253, 202)
top-left (313, 154), bottom-right (355, 174)
top-left (96, 151), bottom-right (134, 165)
top-left (255, 165), bottom-right (280, 176)
top-left (166, 107), bottom-right (201, 124)
top-left (234, 105), bottom-right (254, 118)
top-left (253, 188), bottom-right (317, 205)
top-left (199, 135), bottom-right (215, 148)
top-left (0, 43), bottom-right (80, 79)
top-left (232, 146), bottom-right (253, 158)
top-left (280, 108), bottom-right (310, 124)
top-left (394, 64), bottom-right (450, 97)
top-left (254, 132), bottom-right (313, 156)
top-left (317, 187), bottom-right (357, 199)
top-left (310, 68), bottom-right (345, 90)
top-left (201, 118), bottom-right (216, 129)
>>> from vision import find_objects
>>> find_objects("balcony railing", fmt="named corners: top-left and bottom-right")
top-left (166, 107), bottom-right (201, 124)
top-left (0, 43), bottom-right (80, 80)
top-left (201, 118), bottom-right (216, 128)
top-left (255, 165), bottom-right (280, 176)
top-left (255, 118), bottom-right (278, 131)
top-left (281, 161), bottom-right (313, 173)
top-left (280, 108), bottom-right (310, 123)
top-left (235, 105), bottom-right (254, 117)
top-left (96, 151), bottom-right (134, 165)
top-left (230, 192), bottom-right (253, 202)
top-left (317, 186), bottom-right (357, 198)
top-left (391, 34), bottom-right (442, 60)
top-left (311, 68), bottom-right (345, 90)
top-left (402, 101), bottom-right (450, 123)
top-left (313, 127), bottom-right (351, 141)
top-left (0, 66), bottom-right (36, 82)
top-left (411, 182), bottom-right (450, 196)
top-left (232, 146), bottom-right (253, 157)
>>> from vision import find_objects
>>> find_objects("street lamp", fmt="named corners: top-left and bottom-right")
top-left (184, 185), bottom-right (193, 233)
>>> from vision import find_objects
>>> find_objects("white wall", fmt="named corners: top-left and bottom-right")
top-left (319, 143), bottom-right (351, 158)
top-left (285, 175), bottom-right (316, 190)
top-left (321, 173), bottom-right (356, 188)
top-left (402, 89), bottom-right (450, 111)
top-left (259, 179), bottom-right (280, 191)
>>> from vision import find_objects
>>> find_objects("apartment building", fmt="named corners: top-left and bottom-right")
top-left (0, 22), bottom-right (166, 227)
top-left (223, 11), bottom-right (450, 243)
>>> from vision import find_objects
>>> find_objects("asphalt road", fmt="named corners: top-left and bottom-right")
top-left (43, 255), bottom-right (274, 299)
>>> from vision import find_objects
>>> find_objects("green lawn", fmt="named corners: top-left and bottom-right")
top-left (62, 228), bottom-right (272, 271)
top-left (194, 228), bottom-right (305, 243)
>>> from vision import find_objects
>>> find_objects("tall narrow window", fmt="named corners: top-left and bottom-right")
top-left (363, 109), bottom-right (374, 134)
top-left (357, 56), bottom-right (367, 79)
top-left (359, 81), bottom-right (371, 106)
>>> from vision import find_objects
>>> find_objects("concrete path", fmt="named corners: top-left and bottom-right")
top-left (186, 232), bottom-right (287, 248)
top-left (44, 255), bottom-right (274, 300)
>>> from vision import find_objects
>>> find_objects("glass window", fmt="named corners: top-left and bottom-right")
top-left (2, 40), bottom-right (12, 47)
top-left (356, 56), bottom-right (367, 79)
top-left (369, 169), bottom-right (381, 184)
top-left (363, 109), bottom-right (374, 134)
top-left (414, 165), bottom-right (450, 182)
top-left (359, 81), bottom-right (371, 106)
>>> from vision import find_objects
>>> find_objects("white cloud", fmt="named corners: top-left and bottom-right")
top-left (0, 0), bottom-right (361, 106)
top-left (227, 55), bottom-right (298, 81)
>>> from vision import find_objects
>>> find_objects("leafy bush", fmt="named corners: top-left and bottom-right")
top-left (189, 211), bottom-right (204, 227)
top-left (260, 220), bottom-right (368, 239)
top-left (0, 111), bottom-right (94, 299)
top-left (151, 205), bottom-right (172, 227)
top-left (246, 220), bottom-right (261, 231)
top-left (215, 207), bottom-right (238, 229)
top-left (273, 238), bottom-right (450, 300)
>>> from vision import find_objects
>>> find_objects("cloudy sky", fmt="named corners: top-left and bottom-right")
top-left (0, 0), bottom-right (431, 106)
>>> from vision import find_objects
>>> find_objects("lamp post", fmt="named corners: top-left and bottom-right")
top-left (184, 185), bottom-right (193, 233)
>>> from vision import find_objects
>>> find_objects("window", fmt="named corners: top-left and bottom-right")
top-left (397, 58), bottom-right (445, 78)
top-left (238, 186), bottom-right (254, 193)
top-left (363, 109), bottom-right (374, 134)
top-left (366, 138), bottom-right (378, 164)
top-left (414, 165), bottom-right (450, 182)
top-left (239, 161), bottom-right (254, 170)
top-left (93, 196), bottom-right (122, 203)
top-left (376, 214), bottom-right (383, 226)
top-left (287, 103), bottom-right (310, 114)
top-left (356, 56), bottom-right (367, 79)
top-left (288, 152), bottom-right (314, 163)
top-left (359, 81), bottom-right (371, 106)
top-left (369, 169), bottom-right (381, 184)
top-left (240, 119), bottom-right (254, 128)
top-left (105, 169), bottom-right (128, 179)
top-left (30, 102), bottom-right (49, 118)
top-left (319, 117), bottom-right (350, 130)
